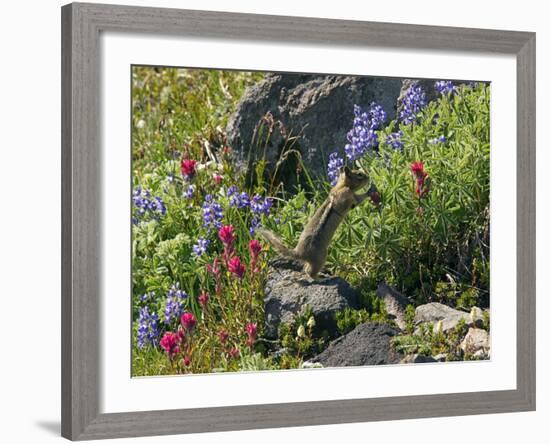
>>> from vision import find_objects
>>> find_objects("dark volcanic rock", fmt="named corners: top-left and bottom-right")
top-left (226, 73), bottom-right (402, 184)
top-left (400, 354), bottom-right (437, 364)
top-left (264, 258), bottom-right (359, 338)
top-left (311, 322), bottom-right (403, 367)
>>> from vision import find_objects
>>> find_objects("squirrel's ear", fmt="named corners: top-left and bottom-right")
top-left (340, 165), bottom-right (351, 176)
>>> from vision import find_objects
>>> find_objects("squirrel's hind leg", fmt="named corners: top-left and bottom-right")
top-left (303, 261), bottom-right (322, 280)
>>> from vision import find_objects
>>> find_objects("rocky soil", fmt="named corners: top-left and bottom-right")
top-left (263, 259), bottom-right (490, 368)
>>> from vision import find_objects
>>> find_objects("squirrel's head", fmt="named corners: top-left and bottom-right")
top-left (338, 166), bottom-right (381, 205)
top-left (338, 166), bottom-right (370, 190)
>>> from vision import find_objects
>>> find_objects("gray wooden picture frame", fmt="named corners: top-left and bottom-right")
top-left (61, 2), bottom-right (536, 440)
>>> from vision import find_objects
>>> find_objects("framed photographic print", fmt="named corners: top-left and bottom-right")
top-left (61, 2), bottom-right (535, 440)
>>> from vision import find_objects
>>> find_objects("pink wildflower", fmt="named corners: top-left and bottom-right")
top-left (249, 239), bottom-right (262, 272)
top-left (218, 225), bottom-right (236, 246)
top-left (228, 256), bottom-right (246, 279)
top-left (248, 239), bottom-right (262, 259)
top-left (245, 322), bottom-right (257, 347)
top-left (180, 312), bottom-right (197, 331)
top-left (245, 322), bottom-right (257, 339)
top-left (198, 291), bottom-right (209, 309)
top-left (218, 329), bottom-right (229, 344)
top-left (206, 258), bottom-right (221, 278)
top-left (181, 159), bottom-right (197, 179)
top-left (160, 331), bottom-right (179, 357)
top-left (410, 161), bottom-right (430, 197)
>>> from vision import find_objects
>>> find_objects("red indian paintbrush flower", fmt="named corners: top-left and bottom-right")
top-left (180, 312), bottom-right (197, 331)
top-left (218, 329), bottom-right (229, 344)
top-left (248, 239), bottom-right (262, 272)
top-left (245, 322), bottom-right (258, 347)
top-left (182, 356), bottom-right (191, 367)
top-left (410, 161), bottom-right (430, 197)
top-left (227, 256), bottom-right (246, 279)
top-left (159, 331), bottom-right (179, 357)
top-left (206, 258), bottom-right (221, 277)
top-left (218, 224), bottom-right (236, 246)
top-left (410, 161), bottom-right (426, 179)
top-left (245, 322), bottom-right (257, 339)
top-left (181, 159), bottom-right (197, 179)
top-left (198, 291), bottom-right (209, 309)
top-left (248, 239), bottom-right (262, 258)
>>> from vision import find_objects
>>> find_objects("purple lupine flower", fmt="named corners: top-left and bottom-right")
top-left (151, 196), bottom-right (166, 215)
top-left (327, 152), bottom-right (344, 185)
top-left (367, 103), bottom-right (387, 130)
top-left (139, 291), bottom-right (155, 303)
top-left (164, 283), bottom-right (188, 325)
top-left (137, 306), bottom-right (160, 349)
top-left (133, 187), bottom-right (167, 223)
top-left (192, 237), bottom-right (210, 257)
top-left (202, 194), bottom-right (223, 230)
top-left (184, 185), bottom-right (194, 199)
top-left (467, 81), bottom-right (479, 89)
top-left (248, 195), bottom-right (273, 234)
top-left (385, 131), bottom-right (404, 150)
top-left (227, 185), bottom-right (238, 198)
top-left (429, 135), bottom-right (447, 144)
top-left (434, 80), bottom-right (456, 96)
top-left (344, 103), bottom-right (386, 161)
top-left (399, 83), bottom-right (427, 125)
top-left (249, 217), bottom-right (260, 235)
top-left (230, 191), bottom-right (251, 209)
top-left (251, 195), bottom-right (273, 216)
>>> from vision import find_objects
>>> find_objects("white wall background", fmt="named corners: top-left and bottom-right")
top-left (0, 1), bottom-right (545, 443)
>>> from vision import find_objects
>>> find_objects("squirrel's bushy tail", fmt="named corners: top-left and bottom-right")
top-left (256, 228), bottom-right (300, 260)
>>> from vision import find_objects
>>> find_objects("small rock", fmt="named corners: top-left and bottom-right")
top-left (376, 282), bottom-right (410, 331)
top-left (469, 306), bottom-right (486, 328)
top-left (460, 328), bottom-right (490, 355)
top-left (433, 353), bottom-right (447, 362)
top-left (311, 322), bottom-right (402, 367)
top-left (301, 361), bottom-right (324, 369)
top-left (473, 350), bottom-right (490, 360)
top-left (415, 302), bottom-right (474, 333)
top-left (400, 354), bottom-right (437, 364)
top-left (264, 260), bottom-right (359, 338)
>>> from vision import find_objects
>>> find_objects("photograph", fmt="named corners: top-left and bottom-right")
top-left (131, 67), bottom-right (491, 376)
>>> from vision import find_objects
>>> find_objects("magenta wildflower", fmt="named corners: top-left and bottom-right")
top-left (228, 256), bottom-right (246, 279)
top-left (180, 312), bottom-right (197, 331)
top-left (198, 291), bottom-right (209, 309)
top-left (160, 331), bottom-right (179, 357)
top-left (181, 159), bottom-right (197, 180)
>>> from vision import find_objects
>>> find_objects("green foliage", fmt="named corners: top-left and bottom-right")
top-left (277, 306), bottom-right (326, 365)
top-left (335, 308), bottom-right (371, 335)
top-left (393, 317), bottom-right (472, 360)
top-left (325, 84), bottom-right (491, 305)
top-left (404, 304), bottom-right (416, 334)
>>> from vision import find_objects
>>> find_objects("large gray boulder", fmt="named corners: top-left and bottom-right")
top-left (226, 73), bottom-right (403, 185)
top-left (414, 302), bottom-right (485, 333)
top-left (311, 322), bottom-right (403, 367)
top-left (264, 258), bottom-right (359, 338)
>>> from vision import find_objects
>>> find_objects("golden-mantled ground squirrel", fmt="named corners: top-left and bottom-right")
top-left (257, 166), bottom-right (380, 279)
